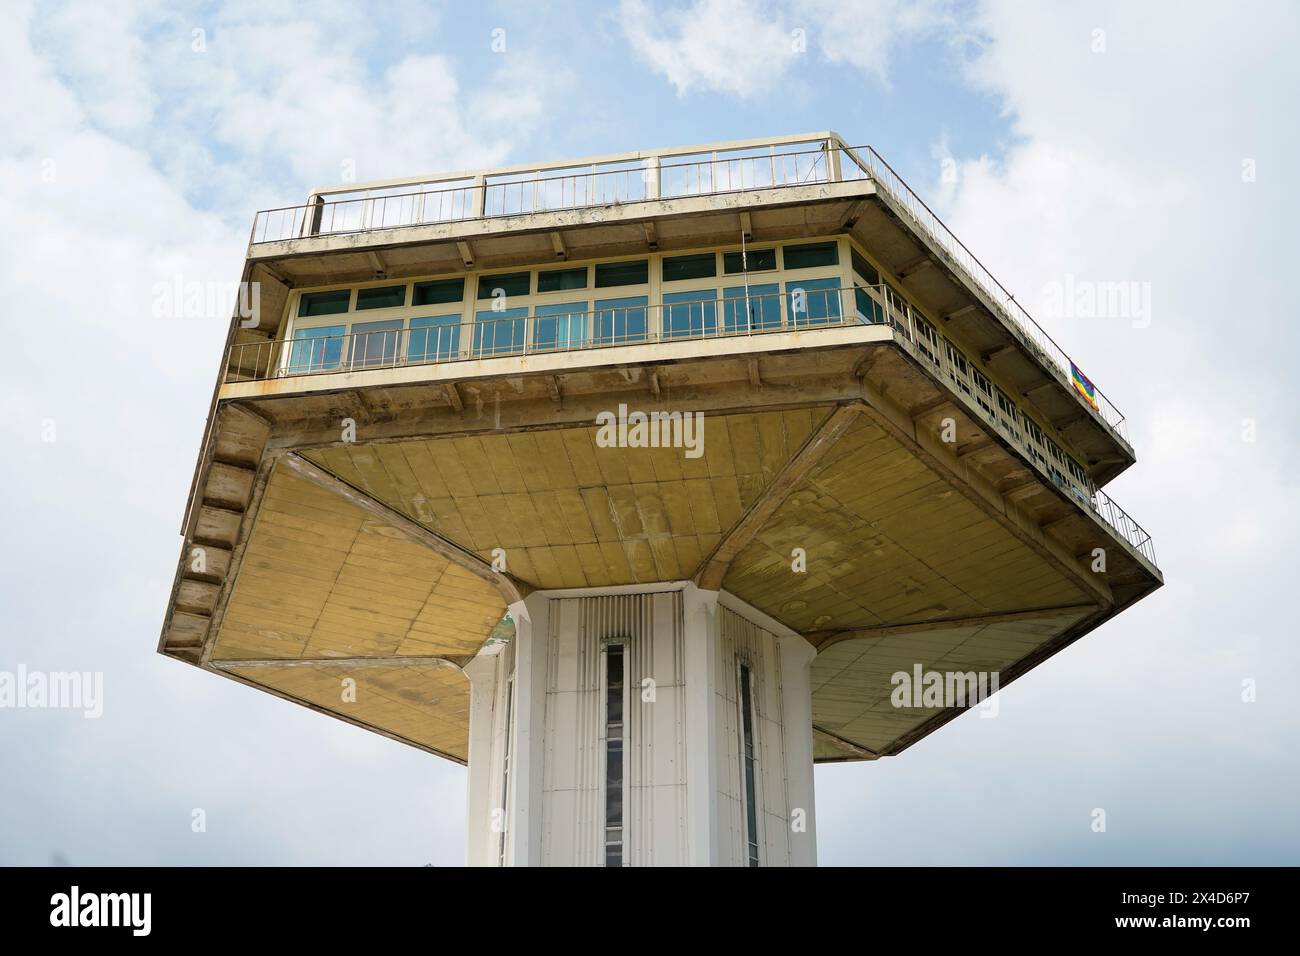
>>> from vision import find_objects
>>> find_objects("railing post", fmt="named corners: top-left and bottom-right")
top-left (304, 195), bottom-right (324, 237)
top-left (646, 156), bottom-right (660, 200)
top-left (472, 174), bottom-right (487, 218)
top-left (824, 139), bottom-right (842, 183)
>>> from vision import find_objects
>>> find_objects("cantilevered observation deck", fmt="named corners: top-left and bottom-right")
top-left (159, 133), bottom-right (1160, 866)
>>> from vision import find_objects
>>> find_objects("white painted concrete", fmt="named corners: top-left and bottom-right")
top-left (465, 583), bottom-right (817, 867)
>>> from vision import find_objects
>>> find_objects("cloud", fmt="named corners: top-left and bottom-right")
top-left (31, 0), bottom-right (158, 130)
top-left (817, 0), bottom-right (1300, 864)
top-left (0, 0), bottom-right (563, 865)
top-left (799, 0), bottom-right (957, 86)
top-left (618, 0), bottom-right (954, 96)
top-left (618, 0), bottom-right (800, 97)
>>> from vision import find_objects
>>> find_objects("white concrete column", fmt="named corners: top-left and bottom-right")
top-left (464, 584), bottom-right (818, 867)
top-left (505, 592), bottom-right (549, 867)
top-left (777, 633), bottom-right (818, 866)
top-left (463, 647), bottom-right (502, 867)
top-left (682, 583), bottom-right (721, 866)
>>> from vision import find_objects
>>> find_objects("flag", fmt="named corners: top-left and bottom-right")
top-left (1071, 362), bottom-right (1099, 411)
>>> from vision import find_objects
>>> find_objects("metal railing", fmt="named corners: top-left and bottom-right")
top-left (226, 286), bottom-right (855, 379)
top-left (247, 135), bottom-right (1128, 443)
top-left (877, 285), bottom-right (1155, 566)
top-left (249, 139), bottom-right (844, 243)
top-left (225, 283), bottom-right (1154, 566)
top-left (843, 144), bottom-right (1129, 442)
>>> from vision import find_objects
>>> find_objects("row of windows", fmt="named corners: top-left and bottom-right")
top-left (295, 242), bottom-right (840, 319)
top-left (293, 232), bottom-right (1093, 500)
top-left (846, 247), bottom-right (1095, 499)
top-left (286, 279), bottom-right (850, 372)
top-left (290, 295), bottom-right (650, 370)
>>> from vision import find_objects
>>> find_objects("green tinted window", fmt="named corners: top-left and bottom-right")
top-left (783, 241), bottom-right (839, 270)
top-left (595, 260), bottom-right (649, 288)
top-left (851, 250), bottom-right (879, 284)
top-left (288, 324), bottom-right (345, 371)
top-left (298, 289), bottom-right (351, 316)
top-left (413, 278), bottom-right (465, 306)
top-left (537, 267), bottom-right (588, 293)
top-left (477, 272), bottom-right (530, 299)
top-left (723, 249), bottom-right (777, 274)
top-left (663, 253), bottom-right (717, 282)
top-left (355, 284), bottom-right (407, 310)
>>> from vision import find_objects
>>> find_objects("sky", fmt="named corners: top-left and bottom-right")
top-left (1, 0), bottom-right (1297, 865)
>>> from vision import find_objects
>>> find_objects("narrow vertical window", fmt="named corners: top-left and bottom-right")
top-left (605, 644), bottom-right (625, 867)
top-left (497, 677), bottom-right (514, 867)
top-left (738, 663), bottom-right (760, 867)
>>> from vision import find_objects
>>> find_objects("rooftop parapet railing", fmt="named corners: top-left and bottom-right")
top-left (249, 136), bottom-right (850, 243)
top-left (247, 134), bottom-right (1127, 442)
top-left (843, 144), bottom-right (1129, 443)
top-left (224, 284), bottom-right (1154, 567)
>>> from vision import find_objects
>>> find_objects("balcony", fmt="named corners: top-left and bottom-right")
top-left (246, 133), bottom-right (1130, 444)
top-left (223, 283), bottom-right (1156, 569)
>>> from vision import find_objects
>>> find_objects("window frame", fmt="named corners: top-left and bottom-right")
top-left (412, 277), bottom-right (466, 308)
top-left (476, 271), bottom-right (532, 301)
top-left (297, 288), bottom-right (352, 318)
top-left (781, 240), bottom-right (840, 271)
top-left (662, 251), bottom-right (719, 283)
top-left (722, 247), bottom-right (778, 275)
top-left (736, 658), bottom-right (762, 868)
top-left (353, 283), bottom-right (409, 312)
top-left (662, 287), bottom-right (719, 339)
top-left (407, 312), bottom-right (462, 363)
top-left (594, 258), bottom-right (650, 290)
top-left (346, 317), bottom-right (404, 368)
top-left (784, 276), bottom-right (844, 326)
top-left (532, 299), bottom-right (591, 353)
top-left (722, 282), bottom-right (781, 333)
top-left (497, 673), bottom-right (515, 867)
top-left (602, 639), bottom-right (629, 868)
top-left (593, 294), bottom-right (649, 346)
top-left (287, 323), bottom-right (347, 373)
top-left (536, 265), bottom-right (590, 294)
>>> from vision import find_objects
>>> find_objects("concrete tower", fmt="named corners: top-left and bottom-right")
top-left (158, 133), bottom-right (1161, 866)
